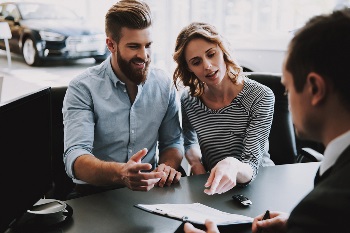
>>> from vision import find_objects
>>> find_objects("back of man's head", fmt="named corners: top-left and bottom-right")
top-left (286, 8), bottom-right (350, 111)
top-left (105, 0), bottom-right (152, 43)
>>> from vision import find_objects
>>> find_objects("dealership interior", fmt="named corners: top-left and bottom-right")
top-left (0, 0), bottom-right (350, 86)
top-left (1, 0), bottom-right (349, 103)
top-left (0, 0), bottom-right (349, 233)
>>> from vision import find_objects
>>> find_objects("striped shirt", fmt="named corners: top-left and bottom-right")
top-left (181, 77), bottom-right (275, 180)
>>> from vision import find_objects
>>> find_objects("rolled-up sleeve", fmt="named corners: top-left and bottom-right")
top-left (63, 79), bottom-right (95, 180)
top-left (180, 91), bottom-right (200, 153)
top-left (158, 84), bottom-right (184, 155)
top-left (181, 105), bottom-right (200, 153)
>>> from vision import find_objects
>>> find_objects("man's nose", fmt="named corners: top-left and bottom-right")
top-left (137, 47), bottom-right (149, 60)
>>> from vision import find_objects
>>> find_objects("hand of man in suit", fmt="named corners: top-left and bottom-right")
top-left (252, 211), bottom-right (289, 233)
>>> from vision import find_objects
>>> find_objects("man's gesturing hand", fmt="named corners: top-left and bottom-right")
top-left (121, 148), bottom-right (164, 191)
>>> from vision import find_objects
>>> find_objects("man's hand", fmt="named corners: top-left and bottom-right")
top-left (153, 163), bottom-right (181, 187)
top-left (184, 219), bottom-right (219, 233)
top-left (190, 163), bottom-right (206, 175)
top-left (252, 211), bottom-right (289, 233)
top-left (120, 148), bottom-right (164, 191)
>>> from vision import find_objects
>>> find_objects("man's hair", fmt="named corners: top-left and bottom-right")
top-left (286, 8), bottom-right (350, 109)
top-left (105, 0), bottom-right (152, 43)
top-left (173, 22), bottom-right (242, 97)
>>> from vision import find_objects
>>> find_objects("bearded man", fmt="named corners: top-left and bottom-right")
top-left (63, 0), bottom-right (184, 198)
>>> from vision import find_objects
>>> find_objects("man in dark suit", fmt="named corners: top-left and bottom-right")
top-left (184, 7), bottom-right (350, 233)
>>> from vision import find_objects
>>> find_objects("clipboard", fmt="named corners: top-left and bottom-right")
top-left (135, 203), bottom-right (253, 225)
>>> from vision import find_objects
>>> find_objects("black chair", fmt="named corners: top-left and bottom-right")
top-left (246, 72), bottom-right (324, 164)
top-left (47, 86), bottom-right (74, 200)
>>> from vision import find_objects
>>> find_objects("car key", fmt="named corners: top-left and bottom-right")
top-left (232, 194), bottom-right (252, 206)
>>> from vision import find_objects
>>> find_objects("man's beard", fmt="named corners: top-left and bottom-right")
top-left (117, 48), bottom-right (150, 85)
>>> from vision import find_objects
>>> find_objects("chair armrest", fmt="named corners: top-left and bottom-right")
top-left (296, 147), bottom-right (324, 163)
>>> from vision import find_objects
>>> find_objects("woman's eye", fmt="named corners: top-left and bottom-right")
top-left (208, 52), bottom-right (215, 58)
top-left (192, 61), bottom-right (200, 66)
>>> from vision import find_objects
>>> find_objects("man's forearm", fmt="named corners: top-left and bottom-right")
top-left (158, 147), bottom-right (183, 169)
top-left (185, 147), bottom-right (202, 166)
top-left (73, 154), bottom-right (124, 186)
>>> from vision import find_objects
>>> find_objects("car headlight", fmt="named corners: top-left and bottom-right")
top-left (39, 31), bottom-right (65, 41)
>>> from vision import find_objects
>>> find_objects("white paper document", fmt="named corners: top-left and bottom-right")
top-left (135, 203), bottom-right (253, 225)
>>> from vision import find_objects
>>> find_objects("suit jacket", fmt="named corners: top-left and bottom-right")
top-left (287, 145), bottom-right (350, 233)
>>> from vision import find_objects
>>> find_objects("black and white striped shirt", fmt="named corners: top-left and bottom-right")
top-left (181, 77), bottom-right (275, 180)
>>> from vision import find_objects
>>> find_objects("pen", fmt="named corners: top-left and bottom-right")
top-left (257, 210), bottom-right (270, 233)
top-left (262, 210), bottom-right (270, 220)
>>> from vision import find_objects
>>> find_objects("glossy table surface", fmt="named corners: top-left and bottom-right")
top-left (12, 162), bottom-right (321, 233)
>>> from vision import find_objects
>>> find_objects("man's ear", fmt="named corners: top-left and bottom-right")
top-left (106, 37), bottom-right (116, 52)
top-left (307, 72), bottom-right (327, 106)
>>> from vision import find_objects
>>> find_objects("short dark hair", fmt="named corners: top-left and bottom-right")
top-left (286, 8), bottom-right (350, 109)
top-left (105, 0), bottom-right (152, 43)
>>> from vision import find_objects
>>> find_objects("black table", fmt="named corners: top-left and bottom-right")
top-left (14, 162), bottom-right (321, 233)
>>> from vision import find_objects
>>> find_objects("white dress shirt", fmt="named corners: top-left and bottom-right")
top-left (320, 130), bottom-right (350, 175)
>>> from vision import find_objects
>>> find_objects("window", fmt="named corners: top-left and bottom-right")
top-left (8, 0), bottom-right (348, 72)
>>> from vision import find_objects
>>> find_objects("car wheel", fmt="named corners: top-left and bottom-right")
top-left (22, 38), bottom-right (41, 66)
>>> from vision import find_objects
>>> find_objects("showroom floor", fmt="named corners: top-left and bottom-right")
top-left (0, 50), bottom-right (96, 103)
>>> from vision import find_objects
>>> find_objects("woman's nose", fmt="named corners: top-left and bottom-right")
top-left (204, 60), bottom-right (212, 69)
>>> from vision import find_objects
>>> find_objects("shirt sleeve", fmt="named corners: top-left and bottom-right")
top-left (62, 79), bottom-right (94, 181)
top-left (241, 87), bottom-right (275, 181)
top-left (157, 83), bottom-right (184, 155)
top-left (181, 91), bottom-right (200, 153)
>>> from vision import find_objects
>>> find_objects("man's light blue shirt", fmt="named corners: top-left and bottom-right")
top-left (63, 56), bottom-right (183, 184)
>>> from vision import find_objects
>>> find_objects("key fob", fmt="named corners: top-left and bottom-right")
top-left (232, 194), bottom-right (252, 206)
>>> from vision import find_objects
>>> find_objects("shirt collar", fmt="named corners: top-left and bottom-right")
top-left (320, 130), bottom-right (350, 175)
top-left (104, 55), bottom-right (123, 87)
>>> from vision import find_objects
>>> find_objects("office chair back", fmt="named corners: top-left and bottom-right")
top-left (49, 86), bottom-right (74, 200)
top-left (246, 73), bottom-right (297, 165)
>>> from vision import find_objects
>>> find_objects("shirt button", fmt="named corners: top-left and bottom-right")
top-left (129, 149), bottom-right (132, 153)
top-left (123, 89), bottom-right (127, 92)
top-left (131, 130), bottom-right (134, 133)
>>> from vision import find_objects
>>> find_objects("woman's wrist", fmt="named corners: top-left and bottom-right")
top-left (222, 157), bottom-right (253, 183)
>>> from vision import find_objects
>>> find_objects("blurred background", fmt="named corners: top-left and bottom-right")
top-left (2, 0), bottom-right (350, 72)
top-left (1, 0), bottom-right (350, 101)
